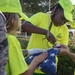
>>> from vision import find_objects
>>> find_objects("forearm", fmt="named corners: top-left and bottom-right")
top-left (66, 52), bottom-right (75, 62)
top-left (21, 59), bottom-right (38, 75)
top-left (21, 21), bottom-right (47, 35)
top-left (21, 52), bottom-right (48, 75)
top-left (28, 60), bottom-right (38, 75)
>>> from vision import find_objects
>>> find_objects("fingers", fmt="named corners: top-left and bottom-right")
top-left (35, 52), bottom-right (48, 63)
top-left (50, 38), bottom-right (56, 44)
top-left (44, 31), bottom-right (56, 44)
top-left (49, 33), bottom-right (56, 44)
top-left (57, 47), bottom-right (70, 55)
top-left (59, 44), bottom-right (69, 50)
top-left (47, 33), bottom-right (56, 44)
top-left (38, 52), bottom-right (48, 59)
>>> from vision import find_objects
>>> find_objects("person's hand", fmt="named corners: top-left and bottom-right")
top-left (54, 44), bottom-right (68, 48)
top-left (33, 52), bottom-right (48, 64)
top-left (58, 46), bottom-right (70, 55)
top-left (59, 44), bottom-right (68, 49)
top-left (46, 31), bottom-right (56, 44)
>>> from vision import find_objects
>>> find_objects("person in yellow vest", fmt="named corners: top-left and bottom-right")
top-left (0, 11), bottom-right (8, 75)
top-left (0, 0), bottom-right (48, 75)
top-left (21, 0), bottom-right (74, 75)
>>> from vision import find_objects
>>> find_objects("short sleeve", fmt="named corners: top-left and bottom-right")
top-left (30, 12), bottom-right (43, 27)
top-left (6, 34), bottom-right (28, 75)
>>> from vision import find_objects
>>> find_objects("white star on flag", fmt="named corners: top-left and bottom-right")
top-left (29, 55), bottom-right (33, 59)
top-left (38, 66), bottom-right (42, 70)
top-left (50, 53), bottom-right (55, 57)
top-left (44, 59), bottom-right (49, 63)
top-left (51, 62), bottom-right (56, 67)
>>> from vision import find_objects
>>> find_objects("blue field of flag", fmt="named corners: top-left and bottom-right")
top-left (25, 48), bottom-right (59, 75)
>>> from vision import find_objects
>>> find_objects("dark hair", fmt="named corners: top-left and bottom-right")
top-left (3, 13), bottom-right (20, 34)
top-left (51, 3), bottom-right (63, 11)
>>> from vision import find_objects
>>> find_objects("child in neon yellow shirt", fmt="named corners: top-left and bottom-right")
top-left (5, 13), bottom-right (48, 75)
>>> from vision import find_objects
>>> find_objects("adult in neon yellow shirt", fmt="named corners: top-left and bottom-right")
top-left (27, 12), bottom-right (69, 75)
top-left (27, 12), bottom-right (69, 49)
top-left (21, 0), bottom-right (74, 75)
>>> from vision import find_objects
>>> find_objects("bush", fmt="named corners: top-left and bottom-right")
top-left (18, 38), bottom-right (29, 49)
top-left (57, 54), bottom-right (75, 75)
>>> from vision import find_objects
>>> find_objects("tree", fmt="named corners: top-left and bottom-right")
top-left (20, 0), bottom-right (58, 17)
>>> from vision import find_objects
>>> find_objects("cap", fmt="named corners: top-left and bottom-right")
top-left (0, 0), bottom-right (30, 21)
top-left (58, 0), bottom-right (74, 22)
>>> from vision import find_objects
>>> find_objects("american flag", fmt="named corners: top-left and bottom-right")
top-left (25, 48), bottom-right (59, 75)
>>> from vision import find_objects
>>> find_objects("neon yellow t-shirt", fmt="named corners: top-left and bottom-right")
top-left (5, 34), bottom-right (28, 75)
top-left (27, 12), bottom-right (69, 73)
top-left (27, 12), bottom-right (69, 50)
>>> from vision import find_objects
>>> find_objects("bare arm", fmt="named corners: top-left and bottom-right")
top-left (58, 45), bottom-right (75, 62)
top-left (22, 21), bottom-right (47, 35)
top-left (20, 60), bottom-right (39, 75)
top-left (66, 51), bottom-right (75, 62)
top-left (20, 52), bottom-right (48, 75)
top-left (21, 21), bottom-right (56, 44)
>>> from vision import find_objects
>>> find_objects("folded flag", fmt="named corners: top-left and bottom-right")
top-left (25, 48), bottom-right (59, 75)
